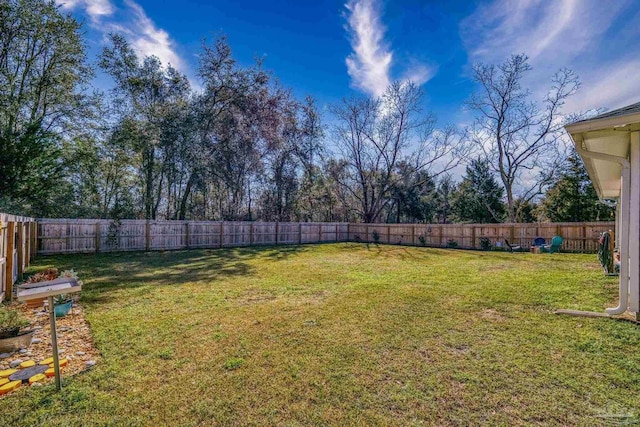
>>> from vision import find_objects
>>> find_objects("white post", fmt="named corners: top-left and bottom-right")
top-left (628, 131), bottom-right (639, 314)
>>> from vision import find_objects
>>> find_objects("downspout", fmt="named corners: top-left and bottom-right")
top-left (575, 139), bottom-right (630, 315)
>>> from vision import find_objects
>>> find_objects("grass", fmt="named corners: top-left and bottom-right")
top-left (1, 243), bottom-right (639, 426)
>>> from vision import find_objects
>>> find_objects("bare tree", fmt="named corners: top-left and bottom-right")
top-left (331, 81), bottom-right (468, 223)
top-left (467, 54), bottom-right (579, 222)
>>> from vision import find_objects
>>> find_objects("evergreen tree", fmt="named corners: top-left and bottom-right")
top-left (537, 150), bottom-right (614, 222)
top-left (451, 158), bottom-right (506, 223)
top-left (434, 175), bottom-right (456, 224)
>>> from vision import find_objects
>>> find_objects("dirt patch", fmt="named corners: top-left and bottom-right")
top-left (479, 309), bottom-right (506, 322)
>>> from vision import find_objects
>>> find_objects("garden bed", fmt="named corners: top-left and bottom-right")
top-left (0, 299), bottom-right (99, 395)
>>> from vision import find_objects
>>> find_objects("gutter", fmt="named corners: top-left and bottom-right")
top-left (574, 139), bottom-right (630, 315)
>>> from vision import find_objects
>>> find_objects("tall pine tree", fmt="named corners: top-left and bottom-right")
top-left (537, 149), bottom-right (614, 222)
top-left (452, 158), bottom-right (506, 223)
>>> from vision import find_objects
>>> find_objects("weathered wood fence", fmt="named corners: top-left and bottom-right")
top-left (0, 213), bottom-right (37, 302)
top-left (37, 219), bottom-right (614, 255)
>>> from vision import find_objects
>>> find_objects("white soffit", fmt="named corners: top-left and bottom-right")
top-left (581, 130), bottom-right (630, 199)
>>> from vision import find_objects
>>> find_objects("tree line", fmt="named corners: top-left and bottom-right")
top-left (0, 0), bottom-right (614, 223)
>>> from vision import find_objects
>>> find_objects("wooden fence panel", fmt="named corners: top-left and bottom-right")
top-left (35, 218), bottom-right (614, 256)
top-left (0, 213), bottom-right (36, 301)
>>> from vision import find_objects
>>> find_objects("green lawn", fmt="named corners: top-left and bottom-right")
top-left (2, 243), bottom-right (639, 426)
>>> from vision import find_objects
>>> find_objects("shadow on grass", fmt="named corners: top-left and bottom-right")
top-left (31, 245), bottom-right (309, 305)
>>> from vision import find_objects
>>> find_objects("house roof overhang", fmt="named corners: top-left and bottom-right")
top-left (565, 106), bottom-right (640, 199)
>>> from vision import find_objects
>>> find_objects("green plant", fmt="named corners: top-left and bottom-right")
top-left (446, 239), bottom-right (458, 248)
top-left (59, 269), bottom-right (84, 286)
top-left (372, 229), bottom-right (380, 245)
top-left (106, 219), bottom-right (121, 249)
top-left (0, 306), bottom-right (30, 339)
top-left (54, 294), bottom-right (70, 305)
top-left (479, 238), bottom-right (492, 251)
top-left (223, 357), bottom-right (245, 370)
top-left (418, 235), bottom-right (426, 246)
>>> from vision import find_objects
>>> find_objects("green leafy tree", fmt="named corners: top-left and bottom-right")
top-left (452, 158), bottom-right (506, 223)
top-left (0, 0), bottom-right (93, 214)
top-left (537, 150), bottom-right (614, 222)
top-left (99, 34), bottom-right (191, 220)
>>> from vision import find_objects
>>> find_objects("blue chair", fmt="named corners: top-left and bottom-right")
top-left (541, 236), bottom-right (563, 254)
top-left (533, 237), bottom-right (546, 246)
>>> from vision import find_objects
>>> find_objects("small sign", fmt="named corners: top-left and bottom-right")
top-left (16, 278), bottom-right (81, 301)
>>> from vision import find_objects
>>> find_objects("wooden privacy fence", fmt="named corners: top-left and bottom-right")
top-left (0, 212), bottom-right (37, 302)
top-left (37, 220), bottom-right (350, 254)
top-left (37, 219), bottom-right (614, 255)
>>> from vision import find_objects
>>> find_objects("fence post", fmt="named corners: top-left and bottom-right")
top-left (5, 221), bottom-right (15, 301)
top-left (335, 223), bottom-right (338, 242)
top-left (471, 225), bottom-right (476, 249)
top-left (411, 224), bottom-right (415, 246)
top-left (185, 222), bottom-right (190, 249)
top-left (65, 222), bottom-right (71, 252)
top-left (387, 225), bottom-right (391, 244)
top-left (145, 221), bottom-right (151, 251)
top-left (24, 222), bottom-right (30, 268)
top-left (346, 223), bottom-right (350, 242)
top-left (249, 223), bottom-right (254, 246)
top-left (95, 222), bottom-right (101, 253)
top-left (32, 222), bottom-right (38, 258)
top-left (16, 222), bottom-right (24, 277)
top-left (366, 224), bottom-right (369, 242)
top-left (275, 222), bottom-right (279, 245)
top-left (510, 225), bottom-right (515, 246)
top-left (318, 224), bottom-right (322, 242)
top-left (219, 222), bottom-right (224, 248)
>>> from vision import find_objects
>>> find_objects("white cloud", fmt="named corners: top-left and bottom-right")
top-left (563, 58), bottom-right (640, 113)
top-left (459, 0), bottom-right (635, 113)
top-left (344, 0), bottom-right (434, 97)
top-left (58, 0), bottom-right (187, 75)
top-left (57, 0), bottom-right (115, 22)
top-left (116, 0), bottom-right (185, 71)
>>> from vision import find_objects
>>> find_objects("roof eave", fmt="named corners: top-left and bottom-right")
top-left (565, 112), bottom-right (640, 134)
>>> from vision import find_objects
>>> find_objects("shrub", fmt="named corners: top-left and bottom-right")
top-left (480, 238), bottom-right (492, 251)
top-left (372, 229), bottom-right (380, 244)
top-left (0, 306), bottom-right (30, 339)
top-left (446, 239), bottom-right (458, 248)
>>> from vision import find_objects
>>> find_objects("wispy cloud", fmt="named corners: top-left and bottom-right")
top-left (459, 0), bottom-right (635, 112)
top-left (344, 0), bottom-right (434, 97)
top-left (112, 0), bottom-right (185, 71)
top-left (58, 0), bottom-right (115, 22)
top-left (57, 0), bottom-right (187, 74)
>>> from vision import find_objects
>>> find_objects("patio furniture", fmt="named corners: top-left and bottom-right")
top-left (533, 237), bottom-right (546, 246)
top-left (504, 239), bottom-right (524, 252)
top-left (541, 236), bottom-right (563, 254)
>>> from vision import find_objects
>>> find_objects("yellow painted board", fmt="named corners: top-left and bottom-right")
top-left (0, 380), bottom-right (21, 395)
top-left (39, 357), bottom-right (54, 365)
top-left (29, 373), bottom-right (46, 384)
top-left (0, 369), bottom-right (17, 378)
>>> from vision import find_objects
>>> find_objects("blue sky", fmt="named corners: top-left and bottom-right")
top-left (59, 0), bottom-right (640, 127)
